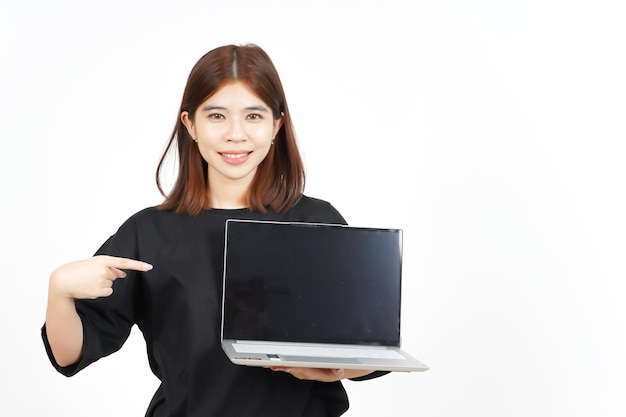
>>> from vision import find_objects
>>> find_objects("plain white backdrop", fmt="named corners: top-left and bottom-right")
top-left (1, 0), bottom-right (625, 416)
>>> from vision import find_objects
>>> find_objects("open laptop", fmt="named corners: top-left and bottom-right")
top-left (220, 219), bottom-right (429, 372)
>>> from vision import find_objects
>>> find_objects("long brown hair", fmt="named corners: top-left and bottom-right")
top-left (156, 44), bottom-right (305, 215)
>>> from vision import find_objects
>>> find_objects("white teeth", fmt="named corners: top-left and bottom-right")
top-left (223, 153), bottom-right (248, 159)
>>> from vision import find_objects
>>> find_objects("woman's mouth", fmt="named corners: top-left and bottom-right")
top-left (220, 151), bottom-right (252, 165)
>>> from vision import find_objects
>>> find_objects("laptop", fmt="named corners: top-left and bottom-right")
top-left (220, 219), bottom-right (429, 372)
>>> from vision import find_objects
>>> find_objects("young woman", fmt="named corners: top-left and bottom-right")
top-left (42, 44), bottom-right (387, 416)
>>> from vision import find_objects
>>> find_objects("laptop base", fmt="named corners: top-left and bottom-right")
top-left (222, 340), bottom-right (429, 372)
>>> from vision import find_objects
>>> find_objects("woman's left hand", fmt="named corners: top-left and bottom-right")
top-left (269, 367), bottom-right (373, 382)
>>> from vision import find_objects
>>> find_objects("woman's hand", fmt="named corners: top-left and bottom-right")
top-left (49, 255), bottom-right (153, 300)
top-left (269, 367), bottom-right (374, 382)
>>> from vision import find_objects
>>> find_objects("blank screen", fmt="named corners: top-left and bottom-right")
top-left (222, 221), bottom-right (403, 346)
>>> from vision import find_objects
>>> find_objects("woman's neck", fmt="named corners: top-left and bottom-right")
top-left (208, 177), bottom-right (250, 210)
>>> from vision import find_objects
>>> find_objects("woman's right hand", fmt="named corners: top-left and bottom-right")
top-left (49, 255), bottom-right (153, 300)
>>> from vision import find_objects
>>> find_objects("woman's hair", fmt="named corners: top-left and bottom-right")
top-left (156, 44), bottom-right (305, 215)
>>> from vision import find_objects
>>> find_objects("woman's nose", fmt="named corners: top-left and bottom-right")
top-left (226, 118), bottom-right (246, 141)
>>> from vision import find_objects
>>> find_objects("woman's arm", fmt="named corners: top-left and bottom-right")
top-left (44, 255), bottom-right (153, 367)
top-left (45, 285), bottom-right (83, 367)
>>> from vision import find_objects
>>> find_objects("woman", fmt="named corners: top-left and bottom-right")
top-left (43, 44), bottom-right (387, 416)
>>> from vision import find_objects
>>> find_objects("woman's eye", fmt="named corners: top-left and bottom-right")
top-left (247, 113), bottom-right (262, 120)
top-left (208, 113), bottom-right (225, 120)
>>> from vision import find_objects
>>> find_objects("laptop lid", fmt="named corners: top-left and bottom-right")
top-left (220, 219), bottom-right (429, 372)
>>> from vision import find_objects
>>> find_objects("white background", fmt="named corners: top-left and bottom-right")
top-left (1, 0), bottom-right (625, 416)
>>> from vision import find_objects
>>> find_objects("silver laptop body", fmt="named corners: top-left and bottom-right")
top-left (220, 219), bottom-right (429, 372)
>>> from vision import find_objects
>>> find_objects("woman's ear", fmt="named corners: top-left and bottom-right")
top-left (273, 112), bottom-right (285, 138)
top-left (181, 111), bottom-right (196, 140)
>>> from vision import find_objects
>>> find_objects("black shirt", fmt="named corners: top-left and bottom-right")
top-left (42, 196), bottom-right (387, 417)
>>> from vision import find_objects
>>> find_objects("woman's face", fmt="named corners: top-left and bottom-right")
top-left (181, 81), bottom-right (283, 189)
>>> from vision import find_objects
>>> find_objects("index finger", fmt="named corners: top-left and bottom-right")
top-left (98, 255), bottom-right (153, 272)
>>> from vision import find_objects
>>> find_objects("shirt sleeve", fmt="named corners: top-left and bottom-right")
top-left (348, 370), bottom-right (390, 381)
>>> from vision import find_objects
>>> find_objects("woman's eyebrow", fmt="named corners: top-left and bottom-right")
top-left (199, 105), bottom-right (226, 112)
top-left (245, 105), bottom-right (270, 113)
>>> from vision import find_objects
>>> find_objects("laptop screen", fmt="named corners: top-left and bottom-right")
top-left (222, 220), bottom-right (403, 346)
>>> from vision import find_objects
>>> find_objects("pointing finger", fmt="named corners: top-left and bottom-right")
top-left (97, 255), bottom-right (153, 272)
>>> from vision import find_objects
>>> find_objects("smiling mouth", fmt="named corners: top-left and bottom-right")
top-left (220, 152), bottom-right (251, 159)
